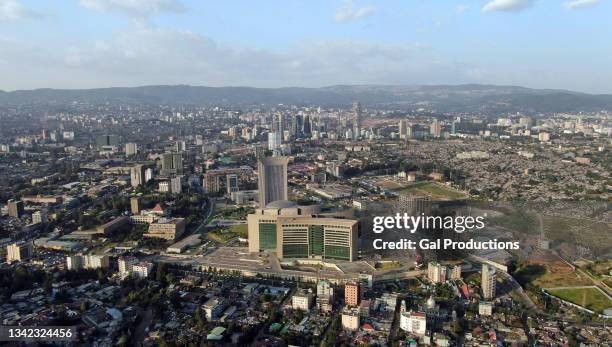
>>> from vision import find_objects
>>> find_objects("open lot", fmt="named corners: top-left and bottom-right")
top-left (395, 181), bottom-right (468, 200)
top-left (546, 287), bottom-right (612, 313)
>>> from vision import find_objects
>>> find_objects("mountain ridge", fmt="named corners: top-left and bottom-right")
top-left (1, 84), bottom-right (611, 113)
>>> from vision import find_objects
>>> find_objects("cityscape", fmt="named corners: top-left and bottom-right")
top-left (1, 1), bottom-right (612, 347)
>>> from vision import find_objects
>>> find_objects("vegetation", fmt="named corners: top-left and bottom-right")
top-left (547, 287), bottom-right (612, 313)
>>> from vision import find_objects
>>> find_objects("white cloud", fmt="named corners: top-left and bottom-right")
top-left (0, 0), bottom-right (39, 21)
top-left (0, 25), bottom-right (456, 89)
top-left (563, 0), bottom-right (600, 9)
top-left (334, 0), bottom-right (376, 23)
top-left (456, 4), bottom-right (471, 13)
top-left (78, 0), bottom-right (187, 17)
top-left (482, 0), bottom-right (537, 12)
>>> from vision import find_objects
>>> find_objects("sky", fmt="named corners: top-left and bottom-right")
top-left (0, 0), bottom-right (611, 93)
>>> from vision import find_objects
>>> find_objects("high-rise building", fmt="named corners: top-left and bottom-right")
top-left (130, 165), bottom-right (146, 188)
top-left (430, 119), bottom-right (442, 138)
top-left (303, 115), bottom-right (312, 136)
top-left (125, 143), bottom-right (138, 156)
top-left (161, 153), bottom-right (183, 176)
top-left (267, 132), bottom-right (282, 156)
top-left (226, 174), bottom-right (239, 195)
top-left (130, 197), bottom-right (141, 214)
top-left (345, 281), bottom-right (361, 307)
top-left (352, 102), bottom-right (362, 140)
top-left (7, 199), bottom-right (24, 218)
top-left (257, 156), bottom-right (288, 208)
top-left (95, 134), bottom-right (120, 149)
top-left (427, 262), bottom-right (447, 284)
top-left (399, 120), bottom-right (408, 139)
top-left (170, 176), bottom-right (183, 194)
top-left (145, 168), bottom-right (154, 182)
top-left (6, 242), bottom-right (33, 262)
top-left (519, 117), bottom-right (533, 129)
top-left (482, 264), bottom-right (496, 300)
top-left (32, 210), bottom-right (47, 224)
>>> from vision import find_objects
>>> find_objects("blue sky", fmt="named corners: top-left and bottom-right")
top-left (0, 0), bottom-right (610, 93)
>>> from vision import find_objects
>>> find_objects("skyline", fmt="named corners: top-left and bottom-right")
top-left (1, 0), bottom-right (611, 93)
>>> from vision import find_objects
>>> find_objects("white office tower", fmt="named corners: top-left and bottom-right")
top-left (482, 264), bottom-right (496, 300)
top-left (125, 143), bottom-right (138, 156)
top-left (268, 132), bottom-right (282, 157)
top-left (257, 156), bottom-right (288, 208)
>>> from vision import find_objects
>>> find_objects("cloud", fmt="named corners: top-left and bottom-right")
top-left (456, 4), bottom-right (471, 13)
top-left (0, 25), bottom-right (459, 89)
top-left (334, 0), bottom-right (376, 22)
top-left (0, 0), bottom-right (40, 21)
top-left (563, 0), bottom-right (600, 9)
top-left (78, 0), bottom-right (187, 18)
top-left (482, 0), bottom-right (537, 12)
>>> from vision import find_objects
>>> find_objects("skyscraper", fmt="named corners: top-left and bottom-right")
top-left (303, 115), bottom-right (312, 136)
top-left (482, 264), bottom-right (496, 300)
top-left (257, 156), bottom-right (288, 207)
top-left (430, 119), bottom-right (442, 138)
top-left (7, 200), bottom-right (24, 218)
top-left (352, 102), bottom-right (361, 140)
top-left (161, 153), bottom-right (183, 176)
top-left (125, 143), bottom-right (138, 156)
top-left (268, 132), bottom-right (282, 156)
top-left (130, 165), bottom-right (146, 188)
top-left (399, 119), bottom-right (408, 139)
top-left (131, 197), bottom-right (141, 214)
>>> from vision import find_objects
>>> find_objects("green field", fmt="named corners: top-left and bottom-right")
top-left (547, 287), bottom-right (612, 313)
top-left (395, 182), bottom-right (467, 200)
top-left (230, 224), bottom-right (248, 238)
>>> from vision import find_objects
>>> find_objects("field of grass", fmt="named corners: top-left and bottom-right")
top-left (230, 224), bottom-right (248, 238)
top-left (547, 287), bottom-right (612, 313)
top-left (207, 228), bottom-right (238, 243)
top-left (395, 182), bottom-right (467, 200)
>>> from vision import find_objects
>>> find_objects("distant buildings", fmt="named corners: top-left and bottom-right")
top-left (482, 264), bottom-right (496, 300)
top-left (257, 156), bottom-right (288, 208)
top-left (430, 119), bottom-right (442, 138)
top-left (6, 242), bottom-right (33, 262)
